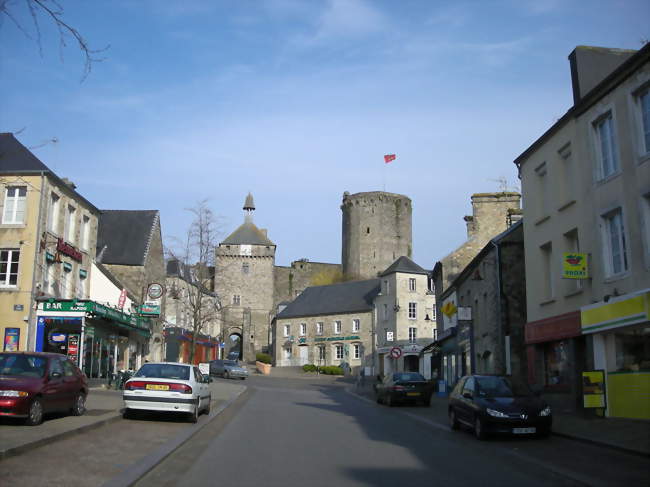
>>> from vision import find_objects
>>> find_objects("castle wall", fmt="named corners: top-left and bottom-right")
top-left (274, 260), bottom-right (342, 306)
top-left (341, 191), bottom-right (412, 280)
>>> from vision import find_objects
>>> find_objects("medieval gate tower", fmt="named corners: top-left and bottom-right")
top-left (341, 191), bottom-right (413, 280)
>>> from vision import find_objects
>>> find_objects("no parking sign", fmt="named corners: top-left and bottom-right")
top-left (390, 347), bottom-right (402, 359)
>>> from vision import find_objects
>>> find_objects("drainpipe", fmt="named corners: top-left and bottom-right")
top-left (28, 172), bottom-right (47, 351)
top-left (494, 240), bottom-right (505, 376)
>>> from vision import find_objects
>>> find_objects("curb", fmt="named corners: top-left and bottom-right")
top-left (101, 386), bottom-right (249, 487)
top-left (344, 387), bottom-right (650, 458)
top-left (0, 413), bottom-right (123, 461)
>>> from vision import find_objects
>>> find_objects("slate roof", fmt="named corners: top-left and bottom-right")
top-left (379, 256), bottom-right (429, 277)
top-left (97, 210), bottom-right (159, 266)
top-left (276, 279), bottom-right (380, 319)
top-left (0, 133), bottom-right (99, 212)
top-left (221, 221), bottom-right (275, 246)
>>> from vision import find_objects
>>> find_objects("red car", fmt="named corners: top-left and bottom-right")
top-left (0, 352), bottom-right (88, 425)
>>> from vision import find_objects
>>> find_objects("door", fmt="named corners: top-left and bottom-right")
top-left (41, 358), bottom-right (65, 412)
top-left (299, 346), bottom-right (309, 366)
top-left (193, 367), bottom-right (207, 409)
top-left (457, 376), bottom-right (476, 423)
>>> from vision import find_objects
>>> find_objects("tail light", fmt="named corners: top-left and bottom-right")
top-left (125, 381), bottom-right (146, 390)
top-left (124, 381), bottom-right (192, 393)
top-left (391, 385), bottom-right (406, 391)
top-left (169, 383), bottom-right (192, 393)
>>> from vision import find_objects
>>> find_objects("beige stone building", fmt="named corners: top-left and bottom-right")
top-left (515, 45), bottom-right (650, 418)
top-left (0, 133), bottom-right (99, 352)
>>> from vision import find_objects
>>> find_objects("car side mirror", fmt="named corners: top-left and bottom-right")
top-left (462, 391), bottom-right (473, 399)
top-left (51, 371), bottom-right (62, 379)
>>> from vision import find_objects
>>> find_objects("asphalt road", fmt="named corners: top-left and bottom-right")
top-left (137, 376), bottom-right (650, 487)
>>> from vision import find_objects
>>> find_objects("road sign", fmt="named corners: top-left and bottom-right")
top-left (390, 347), bottom-right (402, 359)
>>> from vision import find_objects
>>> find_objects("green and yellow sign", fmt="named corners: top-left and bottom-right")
top-left (582, 371), bottom-right (606, 408)
top-left (562, 253), bottom-right (588, 279)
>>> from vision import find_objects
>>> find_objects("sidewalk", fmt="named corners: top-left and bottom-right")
top-left (0, 381), bottom-right (242, 460)
top-left (349, 380), bottom-right (650, 457)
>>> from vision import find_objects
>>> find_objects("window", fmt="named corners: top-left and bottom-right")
top-left (316, 322), bottom-right (323, 335)
top-left (2, 186), bottom-right (27, 224)
top-left (593, 112), bottom-right (619, 180)
top-left (614, 325), bottom-right (650, 372)
top-left (283, 324), bottom-right (290, 337)
top-left (558, 144), bottom-right (575, 207)
top-left (232, 295), bottom-right (240, 305)
top-left (353, 343), bottom-right (361, 360)
top-left (409, 327), bottom-right (417, 343)
top-left (317, 346), bottom-right (325, 361)
top-left (299, 323), bottom-right (306, 336)
top-left (563, 229), bottom-right (582, 294)
top-left (78, 271), bottom-right (88, 299)
top-left (0, 249), bottom-right (20, 287)
top-left (408, 302), bottom-right (417, 319)
top-left (334, 321), bottom-right (341, 334)
top-left (408, 278), bottom-right (416, 292)
top-left (634, 86), bottom-right (650, 157)
top-left (535, 162), bottom-right (549, 219)
top-left (335, 344), bottom-right (344, 360)
top-left (242, 263), bottom-right (249, 274)
top-left (433, 327), bottom-right (438, 341)
top-left (642, 193), bottom-right (650, 265)
top-left (48, 192), bottom-right (60, 233)
top-left (65, 205), bottom-right (76, 243)
top-left (352, 319), bottom-right (360, 332)
top-left (602, 209), bottom-right (628, 276)
top-left (540, 242), bottom-right (554, 300)
top-left (383, 280), bottom-right (390, 294)
top-left (80, 215), bottom-right (90, 250)
top-left (43, 256), bottom-right (55, 295)
top-left (283, 347), bottom-right (291, 359)
top-left (383, 304), bottom-right (388, 320)
top-left (63, 264), bottom-right (73, 299)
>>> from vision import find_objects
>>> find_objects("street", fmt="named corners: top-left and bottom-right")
top-left (1, 375), bottom-right (648, 487)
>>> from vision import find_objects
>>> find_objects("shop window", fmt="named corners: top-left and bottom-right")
top-left (353, 343), bottom-right (361, 360)
top-left (544, 340), bottom-right (570, 386)
top-left (615, 326), bottom-right (650, 372)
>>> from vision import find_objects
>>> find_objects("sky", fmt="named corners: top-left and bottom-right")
top-left (1, 0), bottom-right (648, 268)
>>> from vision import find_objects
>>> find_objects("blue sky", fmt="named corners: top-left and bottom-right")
top-left (1, 0), bottom-right (648, 268)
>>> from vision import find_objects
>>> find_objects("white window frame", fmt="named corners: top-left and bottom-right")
top-left (283, 324), bottom-right (290, 337)
top-left (334, 321), bottom-right (341, 335)
top-left (65, 204), bottom-right (77, 244)
top-left (601, 207), bottom-right (629, 277)
top-left (641, 192), bottom-right (650, 267)
top-left (299, 323), bottom-right (306, 336)
top-left (0, 249), bottom-right (20, 287)
top-left (352, 319), bottom-right (360, 332)
top-left (592, 111), bottom-right (620, 181)
top-left (409, 327), bottom-right (417, 343)
top-left (535, 162), bottom-right (549, 220)
top-left (63, 264), bottom-right (73, 299)
top-left (335, 344), bottom-right (344, 360)
top-left (316, 322), bottom-right (323, 335)
top-left (408, 278), bottom-right (416, 292)
top-left (540, 241), bottom-right (554, 301)
top-left (632, 82), bottom-right (650, 159)
top-left (408, 302), bottom-right (417, 320)
top-left (48, 192), bottom-right (60, 233)
top-left (2, 186), bottom-right (27, 224)
top-left (353, 343), bottom-right (361, 360)
top-left (318, 345), bottom-right (326, 361)
top-left (81, 214), bottom-right (91, 251)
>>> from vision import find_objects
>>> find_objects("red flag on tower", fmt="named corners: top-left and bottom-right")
top-left (384, 154), bottom-right (396, 164)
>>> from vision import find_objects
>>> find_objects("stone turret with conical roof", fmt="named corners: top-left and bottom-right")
top-left (215, 193), bottom-right (276, 362)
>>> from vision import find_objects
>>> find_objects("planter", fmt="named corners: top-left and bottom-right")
top-left (256, 361), bottom-right (272, 375)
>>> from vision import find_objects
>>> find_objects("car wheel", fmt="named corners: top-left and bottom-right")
top-left (474, 416), bottom-right (487, 440)
top-left (122, 408), bottom-right (133, 420)
top-left (386, 394), bottom-right (394, 407)
top-left (449, 409), bottom-right (459, 430)
top-left (224, 371), bottom-right (230, 380)
top-left (189, 404), bottom-right (199, 423)
top-left (25, 398), bottom-right (44, 426)
top-left (71, 393), bottom-right (86, 416)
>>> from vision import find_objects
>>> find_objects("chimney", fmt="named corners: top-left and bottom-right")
top-left (260, 228), bottom-right (268, 238)
top-left (568, 46), bottom-right (636, 105)
top-left (61, 178), bottom-right (77, 190)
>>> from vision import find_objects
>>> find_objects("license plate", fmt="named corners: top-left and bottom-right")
top-left (513, 427), bottom-right (536, 434)
top-left (146, 384), bottom-right (169, 391)
top-left (406, 392), bottom-right (420, 397)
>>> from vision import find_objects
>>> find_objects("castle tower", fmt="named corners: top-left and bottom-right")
top-left (341, 191), bottom-right (413, 280)
top-left (215, 193), bottom-right (276, 360)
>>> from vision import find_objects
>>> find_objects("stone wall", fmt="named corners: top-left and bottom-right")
top-left (274, 260), bottom-right (342, 306)
top-left (341, 191), bottom-right (412, 280)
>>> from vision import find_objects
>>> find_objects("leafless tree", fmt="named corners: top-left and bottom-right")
top-left (167, 200), bottom-right (222, 364)
top-left (0, 0), bottom-right (108, 81)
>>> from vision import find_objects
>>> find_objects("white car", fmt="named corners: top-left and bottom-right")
top-left (122, 362), bottom-right (212, 423)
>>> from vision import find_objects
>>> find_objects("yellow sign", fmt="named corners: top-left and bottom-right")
top-left (441, 301), bottom-right (457, 318)
top-left (562, 253), bottom-right (588, 279)
top-left (582, 371), bottom-right (606, 408)
top-left (581, 290), bottom-right (650, 334)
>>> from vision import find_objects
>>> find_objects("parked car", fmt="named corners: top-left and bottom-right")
top-left (375, 372), bottom-right (432, 406)
top-left (122, 362), bottom-right (212, 423)
top-left (209, 359), bottom-right (248, 380)
top-left (0, 352), bottom-right (88, 426)
top-left (448, 375), bottom-right (552, 440)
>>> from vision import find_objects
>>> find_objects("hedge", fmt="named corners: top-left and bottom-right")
top-left (256, 353), bottom-right (273, 364)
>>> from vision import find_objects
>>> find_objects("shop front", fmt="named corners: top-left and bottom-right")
top-left (36, 299), bottom-right (151, 378)
top-left (581, 289), bottom-right (650, 420)
top-left (163, 327), bottom-right (219, 365)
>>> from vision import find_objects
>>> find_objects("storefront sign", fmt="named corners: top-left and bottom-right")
top-left (402, 344), bottom-right (422, 353)
top-left (3, 328), bottom-right (20, 351)
top-left (582, 370), bottom-right (606, 408)
top-left (562, 253), bottom-right (588, 279)
top-left (13, 304), bottom-right (24, 311)
top-left (67, 334), bottom-right (80, 363)
top-left (57, 238), bottom-right (83, 262)
top-left (49, 333), bottom-right (67, 344)
top-left (457, 307), bottom-right (472, 321)
top-left (43, 301), bottom-right (91, 312)
top-left (85, 326), bottom-right (95, 338)
top-left (118, 289), bottom-right (127, 309)
top-left (580, 290), bottom-right (650, 334)
top-left (313, 335), bottom-right (361, 342)
top-left (441, 301), bottom-right (457, 317)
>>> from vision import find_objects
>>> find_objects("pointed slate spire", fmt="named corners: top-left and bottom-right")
top-left (243, 193), bottom-right (255, 212)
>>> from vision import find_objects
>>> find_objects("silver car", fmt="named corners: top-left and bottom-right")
top-left (210, 359), bottom-right (248, 380)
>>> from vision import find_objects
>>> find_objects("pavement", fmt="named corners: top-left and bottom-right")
top-left (348, 378), bottom-right (650, 458)
top-left (0, 379), bottom-right (244, 461)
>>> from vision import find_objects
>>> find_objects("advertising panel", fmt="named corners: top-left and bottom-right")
top-left (3, 328), bottom-right (20, 351)
top-left (582, 370), bottom-right (606, 408)
top-left (562, 253), bottom-right (588, 279)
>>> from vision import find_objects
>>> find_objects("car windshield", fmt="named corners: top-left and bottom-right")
top-left (134, 364), bottom-right (190, 380)
top-left (224, 360), bottom-right (237, 366)
top-left (475, 376), bottom-right (531, 398)
top-left (393, 372), bottom-right (425, 382)
top-left (0, 354), bottom-right (47, 378)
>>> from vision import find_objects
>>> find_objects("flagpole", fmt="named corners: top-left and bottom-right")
top-left (383, 161), bottom-right (386, 192)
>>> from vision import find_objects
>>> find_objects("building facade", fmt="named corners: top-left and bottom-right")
top-left (516, 45), bottom-right (650, 418)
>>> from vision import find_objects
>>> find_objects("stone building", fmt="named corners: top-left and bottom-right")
top-left (274, 259), bottom-right (342, 303)
top-left (435, 192), bottom-right (521, 293)
top-left (273, 279), bottom-right (380, 372)
top-left (341, 191), bottom-right (412, 280)
top-left (0, 133), bottom-right (100, 353)
top-left (515, 44), bottom-right (650, 418)
top-left (96, 209), bottom-right (166, 361)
